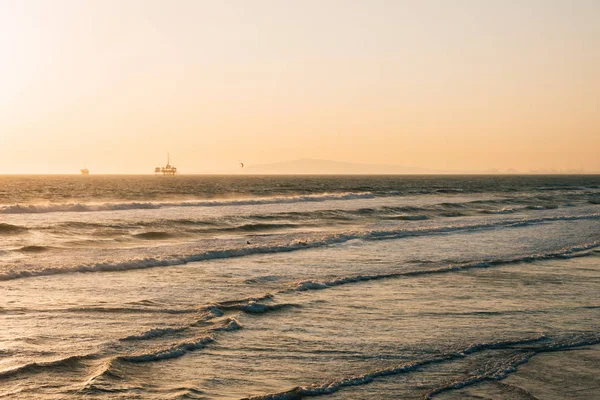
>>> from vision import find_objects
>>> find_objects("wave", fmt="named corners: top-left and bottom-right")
top-left (244, 334), bottom-right (600, 400)
top-left (121, 327), bottom-right (189, 341)
top-left (197, 223), bottom-right (304, 234)
top-left (288, 241), bottom-right (600, 293)
top-left (68, 338), bottom-right (218, 390)
top-left (435, 189), bottom-right (465, 194)
top-left (219, 302), bottom-right (298, 314)
top-left (103, 317), bottom-right (244, 365)
top-left (17, 194), bottom-right (600, 236)
top-left (0, 292), bottom-right (291, 388)
top-left (244, 275), bottom-right (283, 284)
top-left (40, 220), bottom-right (308, 240)
top-left (80, 358), bottom-right (127, 394)
top-left (481, 208), bottom-right (515, 214)
top-left (241, 336), bottom-right (548, 399)
top-left (423, 352), bottom-right (538, 399)
top-left (94, 241), bottom-right (591, 370)
top-left (119, 336), bottom-right (214, 362)
top-left (120, 317), bottom-right (242, 343)
top-left (224, 223), bottom-right (301, 232)
top-left (43, 209), bottom-right (419, 234)
top-left (423, 334), bottom-right (600, 399)
top-left (17, 245), bottom-right (51, 253)
top-left (118, 294), bottom-right (274, 344)
top-left (386, 215), bottom-right (429, 221)
top-left (210, 317), bottom-right (243, 332)
top-left (248, 196), bottom-right (596, 222)
top-left (0, 354), bottom-right (94, 380)
top-left (133, 231), bottom-right (173, 240)
top-left (0, 306), bottom-right (197, 315)
top-left (0, 223), bottom-right (28, 235)
top-left (440, 211), bottom-right (464, 217)
top-left (0, 192), bottom-right (375, 214)
top-left (526, 204), bottom-right (559, 210)
top-left (202, 296), bottom-right (296, 317)
top-left (0, 295), bottom-right (277, 382)
top-left (213, 293), bottom-right (275, 307)
top-left (83, 320), bottom-right (244, 392)
top-left (439, 202), bottom-right (467, 208)
top-left (2, 213), bottom-right (599, 282)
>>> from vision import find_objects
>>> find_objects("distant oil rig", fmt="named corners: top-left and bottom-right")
top-left (155, 154), bottom-right (177, 176)
top-left (81, 164), bottom-right (90, 176)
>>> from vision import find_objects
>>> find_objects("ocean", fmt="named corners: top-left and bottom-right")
top-left (0, 175), bottom-right (599, 399)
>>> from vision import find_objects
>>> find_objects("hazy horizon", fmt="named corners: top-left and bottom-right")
top-left (0, 156), bottom-right (598, 176)
top-left (1, 0), bottom-right (599, 174)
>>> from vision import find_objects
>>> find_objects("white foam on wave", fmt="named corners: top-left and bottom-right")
top-left (119, 336), bottom-right (214, 362)
top-left (244, 334), bottom-right (600, 400)
top-left (289, 241), bottom-right (600, 292)
top-left (211, 317), bottom-right (243, 332)
top-left (121, 327), bottom-right (189, 341)
top-left (0, 294), bottom-right (282, 384)
top-left (241, 336), bottom-right (547, 399)
top-left (222, 302), bottom-right (298, 314)
top-left (116, 295), bottom-right (274, 345)
top-left (482, 208), bottom-right (515, 215)
top-left (423, 333), bottom-right (600, 399)
top-left (2, 213), bottom-right (598, 282)
top-left (0, 192), bottom-right (375, 214)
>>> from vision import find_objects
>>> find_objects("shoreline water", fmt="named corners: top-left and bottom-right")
top-left (0, 175), bottom-right (598, 399)
top-left (437, 344), bottom-right (600, 400)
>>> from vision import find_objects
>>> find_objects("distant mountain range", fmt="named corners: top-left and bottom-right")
top-left (240, 159), bottom-right (445, 175)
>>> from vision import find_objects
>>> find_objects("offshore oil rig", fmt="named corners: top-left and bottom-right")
top-left (81, 164), bottom-right (90, 176)
top-left (155, 154), bottom-right (177, 176)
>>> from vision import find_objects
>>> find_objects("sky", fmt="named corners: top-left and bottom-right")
top-left (0, 0), bottom-right (599, 174)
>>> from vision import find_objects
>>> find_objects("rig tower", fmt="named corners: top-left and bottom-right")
top-left (155, 154), bottom-right (177, 176)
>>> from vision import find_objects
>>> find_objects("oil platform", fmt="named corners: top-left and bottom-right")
top-left (81, 164), bottom-right (90, 176)
top-left (155, 154), bottom-right (177, 176)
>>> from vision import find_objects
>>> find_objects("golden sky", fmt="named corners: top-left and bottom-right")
top-left (1, 0), bottom-right (598, 174)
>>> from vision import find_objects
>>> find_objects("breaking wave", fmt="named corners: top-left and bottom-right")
top-left (119, 336), bottom-right (214, 362)
top-left (223, 223), bottom-right (301, 232)
top-left (121, 327), bottom-right (189, 341)
top-left (2, 213), bottom-right (599, 282)
top-left (288, 241), bottom-right (600, 293)
top-left (0, 192), bottom-right (375, 214)
top-left (423, 334), bottom-right (600, 399)
top-left (219, 302), bottom-right (298, 314)
top-left (243, 334), bottom-right (600, 400)
top-left (0, 295), bottom-right (279, 382)
top-left (481, 208), bottom-right (515, 214)
top-left (211, 317), bottom-right (243, 332)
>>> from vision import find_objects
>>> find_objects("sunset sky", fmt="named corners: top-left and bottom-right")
top-left (1, 0), bottom-right (598, 174)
